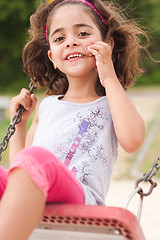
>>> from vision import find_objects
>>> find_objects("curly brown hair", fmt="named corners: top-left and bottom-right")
top-left (22, 0), bottom-right (150, 95)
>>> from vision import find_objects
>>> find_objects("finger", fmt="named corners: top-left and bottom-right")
top-left (87, 46), bottom-right (105, 63)
top-left (88, 42), bottom-right (112, 57)
top-left (87, 44), bottom-right (103, 57)
top-left (15, 98), bottom-right (30, 111)
top-left (96, 41), bottom-right (113, 55)
top-left (20, 88), bottom-right (31, 96)
top-left (89, 41), bottom-right (112, 49)
top-left (19, 89), bottom-right (32, 110)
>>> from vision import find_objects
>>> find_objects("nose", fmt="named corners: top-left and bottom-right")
top-left (66, 43), bottom-right (77, 48)
top-left (65, 36), bottom-right (80, 48)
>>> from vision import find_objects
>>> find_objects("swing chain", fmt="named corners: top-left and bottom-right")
top-left (0, 82), bottom-right (36, 161)
top-left (135, 157), bottom-right (160, 197)
top-left (124, 157), bottom-right (160, 221)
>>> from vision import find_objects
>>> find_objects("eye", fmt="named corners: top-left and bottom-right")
top-left (78, 32), bottom-right (90, 37)
top-left (54, 36), bottom-right (65, 42)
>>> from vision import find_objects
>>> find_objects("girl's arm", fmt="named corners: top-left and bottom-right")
top-left (9, 89), bottom-right (37, 164)
top-left (103, 77), bottom-right (145, 153)
top-left (88, 41), bottom-right (145, 153)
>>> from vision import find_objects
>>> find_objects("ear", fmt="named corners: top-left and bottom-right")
top-left (48, 50), bottom-right (54, 63)
top-left (108, 38), bottom-right (114, 50)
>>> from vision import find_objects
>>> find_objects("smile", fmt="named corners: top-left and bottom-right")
top-left (66, 54), bottom-right (84, 60)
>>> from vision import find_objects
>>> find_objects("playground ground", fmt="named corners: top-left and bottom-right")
top-left (106, 88), bottom-right (160, 240)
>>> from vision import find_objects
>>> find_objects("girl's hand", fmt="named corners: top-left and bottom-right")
top-left (10, 88), bottom-right (37, 122)
top-left (87, 41), bottom-right (117, 87)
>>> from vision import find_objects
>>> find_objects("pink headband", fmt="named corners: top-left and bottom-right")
top-left (46, 0), bottom-right (107, 45)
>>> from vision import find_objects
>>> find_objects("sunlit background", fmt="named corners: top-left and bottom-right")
top-left (0, 1), bottom-right (160, 239)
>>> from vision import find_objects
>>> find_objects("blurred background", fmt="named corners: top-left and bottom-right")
top-left (0, 0), bottom-right (160, 240)
top-left (0, 0), bottom-right (160, 93)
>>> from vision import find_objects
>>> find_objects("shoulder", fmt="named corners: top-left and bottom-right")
top-left (37, 95), bottom-right (58, 116)
top-left (98, 96), bottom-right (108, 106)
top-left (94, 96), bottom-right (110, 114)
top-left (39, 95), bottom-right (58, 108)
top-left (40, 95), bottom-right (57, 105)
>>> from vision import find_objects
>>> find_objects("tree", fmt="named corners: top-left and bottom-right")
top-left (115, 0), bottom-right (160, 86)
top-left (0, 0), bottom-right (40, 92)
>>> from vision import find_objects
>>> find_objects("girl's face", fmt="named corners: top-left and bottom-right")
top-left (48, 4), bottom-right (102, 79)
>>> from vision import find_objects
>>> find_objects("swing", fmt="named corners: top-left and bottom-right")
top-left (29, 157), bottom-right (159, 240)
top-left (30, 204), bottom-right (146, 240)
top-left (0, 82), bottom-right (159, 240)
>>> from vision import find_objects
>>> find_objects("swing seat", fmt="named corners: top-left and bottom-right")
top-left (29, 204), bottom-right (146, 240)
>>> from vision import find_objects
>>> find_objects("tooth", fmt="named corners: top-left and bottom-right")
top-left (67, 54), bottom-right (83, 60)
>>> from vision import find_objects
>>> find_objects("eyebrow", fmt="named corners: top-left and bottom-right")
top-left (50, 23), bottom-right (93, 38)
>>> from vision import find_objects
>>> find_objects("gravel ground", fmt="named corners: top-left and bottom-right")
top-left (106, 88), bottom-right (160, 240)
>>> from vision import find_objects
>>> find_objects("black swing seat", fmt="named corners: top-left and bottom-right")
top-left (29, 204), bottom-right (146, 240)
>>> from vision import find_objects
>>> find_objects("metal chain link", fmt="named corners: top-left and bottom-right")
top-left (135, 157), bottom-right (160, 197)
top-left (0, 82), bottom-right (36, 161)
top-left (124, 157), bottom-right (160, 220)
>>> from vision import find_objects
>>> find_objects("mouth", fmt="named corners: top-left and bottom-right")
top-left (65, 53), bottom-right (84, 60)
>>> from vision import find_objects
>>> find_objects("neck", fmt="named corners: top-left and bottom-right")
top-left (63, 74), bottom-right (99, 103)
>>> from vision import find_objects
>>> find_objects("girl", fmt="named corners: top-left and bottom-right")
top-left (0, 0), bottom-right (146, 239)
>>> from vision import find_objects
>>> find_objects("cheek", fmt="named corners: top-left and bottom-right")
top-left (50, 46), bottom-right (62, 62)
top-left (85, 35), bottom-right (102, 48)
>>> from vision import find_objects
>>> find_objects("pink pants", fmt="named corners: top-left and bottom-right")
top-left (0, 146), bottom-right (84, 204)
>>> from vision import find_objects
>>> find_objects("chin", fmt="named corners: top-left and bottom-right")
top-left (66, 66), bottom-right (96, 78)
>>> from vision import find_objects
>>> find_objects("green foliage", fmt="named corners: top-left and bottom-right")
top-left (115, 0), bottom-right (160, 32)
top-left (0, 0), bottom-right (42, 92)
top-left (114, 0), bottom-right (160, 86)
top-left (0, 113), bottom-right (34, 165)
top-left (0, 0), bottom-right (159, 93)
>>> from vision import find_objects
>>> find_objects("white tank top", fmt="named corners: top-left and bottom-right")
top-left (32, 95), bottom-right (118, 205)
